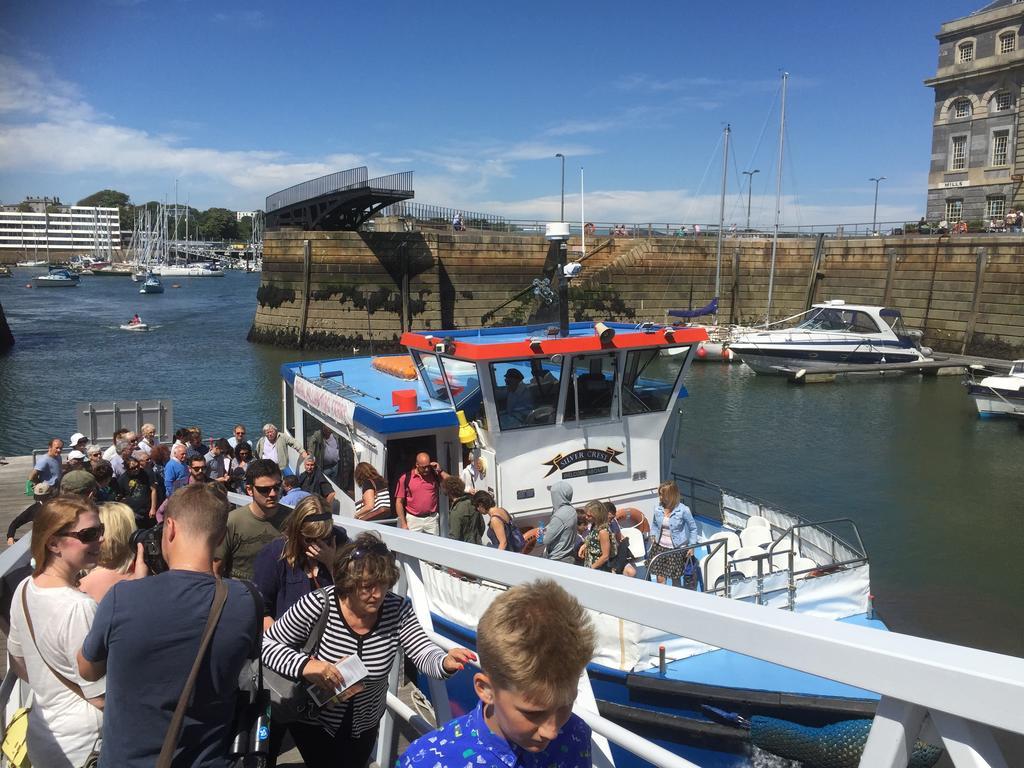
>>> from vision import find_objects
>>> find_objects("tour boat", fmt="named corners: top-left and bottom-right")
top-left (278, 320), bottom-right (892, 765)
top-left (728, 300), bottom-right (932, 374)
top-left (139, 275), bottom-right (165, 294)
top-left (33, 267), bottom-right (80, 287)
top-left (966, 360), bottom-right (1024, 417)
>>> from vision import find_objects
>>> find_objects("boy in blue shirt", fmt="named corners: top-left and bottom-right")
top-left (398, 579), bottom-right (596, 768)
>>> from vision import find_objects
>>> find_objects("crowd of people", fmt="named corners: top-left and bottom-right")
top-left (2, 423), bottom-right (697, 768)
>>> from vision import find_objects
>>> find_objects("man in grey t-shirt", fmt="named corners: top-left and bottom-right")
top-left (213, 458), bottom-right (288, 581)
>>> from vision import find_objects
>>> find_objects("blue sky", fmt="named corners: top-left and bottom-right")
top-left (0, 1), bottom-right (981, 226)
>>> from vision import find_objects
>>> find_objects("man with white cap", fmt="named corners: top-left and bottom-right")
top-left (6, 483), bottom-right (52, 545)
top-left (69, 432), bottom-right (89, 453)
top-left (65, 450), bottom-right (87, 472)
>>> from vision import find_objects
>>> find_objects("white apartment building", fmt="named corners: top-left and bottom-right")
top-left (0, 206), bottom-right (122, 253)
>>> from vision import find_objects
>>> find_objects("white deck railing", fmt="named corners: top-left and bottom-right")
top-left (338, 517), bottom-right (1023, 768)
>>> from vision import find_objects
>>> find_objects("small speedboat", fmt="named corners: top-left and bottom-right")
top-left (729, 300), bottom-right (932, 374)
top-left (120, 320), bottom-right (149, 332)
top-left (33, 268), bottom-right (80, 287)
top-left (0, 265), bottom-right (11, 278)
top-left (966, 360), bottom-right (1024, 417)
top-left (139, 276), bottom-right (164, 294)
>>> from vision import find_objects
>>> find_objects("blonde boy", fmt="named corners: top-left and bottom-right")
top-left (398, 579), bottom-right (596, 767)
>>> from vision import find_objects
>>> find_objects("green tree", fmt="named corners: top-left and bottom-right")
top-left (236, 215), bottom-right (253, 241)
top-left (77, 189), bottom-right (130, 208)
top-left (200, 207), bottom-right (237, 241)
top-left (16, 201), bottom-right (32, 212)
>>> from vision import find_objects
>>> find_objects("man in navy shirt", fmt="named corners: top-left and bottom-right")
top-left (78, 483), bottom-right (259, 768)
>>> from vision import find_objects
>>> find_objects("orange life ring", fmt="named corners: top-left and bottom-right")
top-left (616, 507), bottom-right (650, 535)
top-left (372, 355), bottom-right (418, 380)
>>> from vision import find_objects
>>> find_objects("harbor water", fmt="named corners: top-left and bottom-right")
top-left (1, 269), bottom-right (1021, 664)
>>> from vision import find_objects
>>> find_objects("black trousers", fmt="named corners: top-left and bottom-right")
top-left (288, 721), bottom-right (377, 768)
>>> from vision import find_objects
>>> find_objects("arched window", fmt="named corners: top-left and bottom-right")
top-left (953, 98), bottom-right (972, 119)
top-left (959, 41), bottom-right (975, 63)
top-left (1000, 32), bottom-right (1016, 54)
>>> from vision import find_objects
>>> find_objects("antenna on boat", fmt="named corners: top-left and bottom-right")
top-left (545, 222), bottom-right (572, 336)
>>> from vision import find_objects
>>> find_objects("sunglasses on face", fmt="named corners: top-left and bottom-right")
top-left (58, 525), bottom-right (105, 543)
top-left (253, 482), bottom-right (281, 495)
top-left (190, 465), bottom-right (206, 471)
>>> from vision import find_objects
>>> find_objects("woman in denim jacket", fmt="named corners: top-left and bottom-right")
top-left (648, 481), bottom-right (698, 585)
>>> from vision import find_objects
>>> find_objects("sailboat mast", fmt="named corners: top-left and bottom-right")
top-left (765, 72), bottom-right (788, 327)
top-left (715, 124), bottom-right (730, 306)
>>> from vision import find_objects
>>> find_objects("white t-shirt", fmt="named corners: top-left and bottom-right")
top-left (460, 463), bottom-right (486, 492)
top-left (8, 579), bottom-right (105, 767)
top-left (101, 444), bottom-right (118, 461)
top-left (261, 437), bottom-right (278, 461)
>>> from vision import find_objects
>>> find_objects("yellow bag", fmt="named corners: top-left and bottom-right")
top-left (1, 706), bottom-right (31, 768)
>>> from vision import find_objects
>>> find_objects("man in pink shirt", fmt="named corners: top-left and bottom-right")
top-left (395, 452), bottom-right (450, 535)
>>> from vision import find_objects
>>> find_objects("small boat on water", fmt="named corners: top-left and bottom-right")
top-left (152, 262), bottom-right (225, 277)
top-left (90, 266), bottom-right (134, 277)
top-left (15, 259), bottom-right (48, 268)
top-left (139, 275), bottom-right (165, 294)
top-left (120, 315), bottom-right (149, 332)
top-left (966, 360), bottom-right (1024, 417)
top-left (0, 265), bottom-right (11, 278)
top-left (729, 300), bottom-right (932, 374)
top-left (33, 268), bottom-right (80, 287)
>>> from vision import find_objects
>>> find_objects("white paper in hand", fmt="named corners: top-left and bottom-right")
top-left (307, 655), bottom-right (369, 708)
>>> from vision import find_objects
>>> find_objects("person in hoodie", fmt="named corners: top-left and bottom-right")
top-left (543, 481), bottom-right (578, 563)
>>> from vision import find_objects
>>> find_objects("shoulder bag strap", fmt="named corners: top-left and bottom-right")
top-left (300, 587), bottom-right (332, 656)
top-left (156, 579), bottom-right (228, 768)
top-left (20, 585), bottom-right (86, 699)
top-left (239, 579), bottom-right (264, 692)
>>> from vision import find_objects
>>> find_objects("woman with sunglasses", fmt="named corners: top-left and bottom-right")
top-left (8, 496), bottom-right (106, 767)
top-left (263, 531), bottom-right (475, 768)
top-left (229, 441), bottom-right (254, 494)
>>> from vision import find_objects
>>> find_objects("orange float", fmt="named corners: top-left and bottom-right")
top-left (372, 354), bottom-right (418, 380)
top-left (616, 507), bottom-right (650, 535)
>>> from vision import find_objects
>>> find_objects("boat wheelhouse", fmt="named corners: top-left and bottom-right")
top-left (280, 321), bottom-right (704, 525)
top-left (729, 300), bottom-right (931, 375)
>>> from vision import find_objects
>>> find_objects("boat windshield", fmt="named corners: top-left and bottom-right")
top-left (565, 353), bottom-right (618, 422)
top-left (489, 358), bottom-right (560, 430)
top-left (796, 307), bottom-right (880, 333)
top-left (886, 313), bottom-right (910, 337)
top-left (1011, 361), bottom-right (1024, 375)
top-left (622, 348), bottom-right (689, 414)
top-left (410, 350), bottom-right (450, 403)
top-left (439, 357), bottom-right (482, 418)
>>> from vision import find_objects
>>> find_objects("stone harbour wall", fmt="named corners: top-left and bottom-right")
top-left (250, 230), bottom-right (1024, 359)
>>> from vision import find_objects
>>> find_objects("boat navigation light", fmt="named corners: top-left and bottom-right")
top-left (594, 322), bottom-right (616, 345)
top-left (639, 322), bottom-right (656, 334)
top-left (663, 328), bottom-right (676, 343)
top-left (562, 261), bottom-right (583, 279)
top-left (529, 338), bottom-right (544, 353)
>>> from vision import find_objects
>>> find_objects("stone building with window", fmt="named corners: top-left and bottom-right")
top-left (925, 0), bottom-right (1024, 224)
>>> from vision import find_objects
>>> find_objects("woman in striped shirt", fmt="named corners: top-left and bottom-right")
top-left (353, 462), bottom-right (394, 521)
top-left (262, 531), bottom-right (475, 768)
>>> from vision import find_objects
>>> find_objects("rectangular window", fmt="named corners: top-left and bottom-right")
top-left (951, 135), bottom-right (967, 170)
top-left (987, 196), bottom-right (1006, 219)
top-left (945, 199), bottom-right (963, 223)
top-left (992, 131), bottom-right (1009, 165)
top-left (622, 348), bottom-right (688, 415)
top-left (954, 100), bottom-right (970, 118)
top-left (565, 353), bottom-right (618, 423)
top-left (489, 359), bottom-right (559, 431)
top-left (959, 42), bottom-right (974, 62)
top-left (997, 92), bottom-right (1012, 111)
top-left (1001, 33), bottom-right (1016, 54)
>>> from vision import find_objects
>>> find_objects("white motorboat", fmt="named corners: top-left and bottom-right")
top-left (729, 300), bottom-right (932, 374)
top-left (966, 360), bottom-right (1024, 417)
top-left (15, 259), bottom-right (48, 268)
top-left (33, 268), bottom-right (80, 287)
top-left (139, 275), bottom-right (165, 294)
top-left (119, 321), bottom-right (149, 332)
top-left (152, 263), bottom-right (224, 277)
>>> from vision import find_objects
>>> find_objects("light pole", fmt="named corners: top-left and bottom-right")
top-left (555, 153), bottom-right (565, 221)
top-left (742, 169), bottom-right (760, 230)
top-left (870, 176), bottom-right (886, 234)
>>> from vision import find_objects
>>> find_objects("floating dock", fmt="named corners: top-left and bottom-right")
top-left (779, 354), bottom-right (1008, 384)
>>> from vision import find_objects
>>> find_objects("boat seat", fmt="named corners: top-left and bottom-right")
top-left (745, 515), bottom-right (771, 529)
top-left (706, 530), bottom-right (741, 556)
top-left (621, 528), bottom-right (647, 562)
top-left (740, 525), bottom-right (774, 549)
top-left (730, 546), bottom-right (767, 579)
top-left (768, 549), bottom-right (797, 573)
top-left (700, 552), bottom-right (728, 593)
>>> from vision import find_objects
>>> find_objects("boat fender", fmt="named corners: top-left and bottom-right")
top-left (521, 527), bottom-right (540, 556)
top-left (696, 345), bottom-right (707, 358)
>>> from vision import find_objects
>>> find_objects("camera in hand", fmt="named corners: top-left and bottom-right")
top-left (129, 523), bottom-right (168, 574)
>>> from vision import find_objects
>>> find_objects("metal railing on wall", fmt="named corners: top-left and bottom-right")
top-left (266, 167), bottom-right (368, 212)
